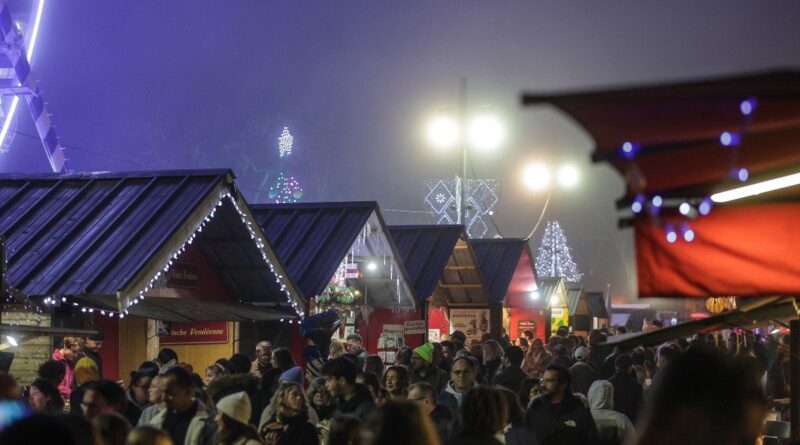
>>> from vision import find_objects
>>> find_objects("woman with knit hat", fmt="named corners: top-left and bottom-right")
top-left (260, 382), bottom-right (319, 445)
top-left (215, 391), bottom-right (262, 445)
top-left (69, 356), bottom-right (101, 414)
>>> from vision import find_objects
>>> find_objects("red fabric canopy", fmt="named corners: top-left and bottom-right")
top-left (523, 70), bottom-right (800, 299)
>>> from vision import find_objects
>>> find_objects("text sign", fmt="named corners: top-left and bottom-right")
top-left (160, 322), bottom-right (229, 345)
top-left (404, 320), bottom-right (426, 335)
top-left (166, 262), bottom-right (199, 288)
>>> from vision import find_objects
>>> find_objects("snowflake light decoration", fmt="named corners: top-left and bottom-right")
top-left (425, 177), bottom-right (500, 238)
top-left (278, 127), bottom-right (293, 158)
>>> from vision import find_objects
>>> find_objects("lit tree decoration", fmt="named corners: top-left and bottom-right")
top-left (535, 220), bottom-right (583, 283)
top-left (268, 172), bottom-right (303, 203)
top-left (278, 127), bottom-right (293, 158)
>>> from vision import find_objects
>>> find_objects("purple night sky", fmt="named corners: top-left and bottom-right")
top-left (3, 1), bottom-right (799, 302)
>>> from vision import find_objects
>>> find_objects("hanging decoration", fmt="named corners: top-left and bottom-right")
top-left (705, 297), bottom-right (737, 314)
top-left (268, 172), bottom-right (303, 203)
top-left (425, 176), bottom-right (500, 238)
top-left (535, 220), bottom-right (583, 283)
top-left (278, 127), bottom-right (293, 158)
top-left (316, 283), bottom-right (363, 319)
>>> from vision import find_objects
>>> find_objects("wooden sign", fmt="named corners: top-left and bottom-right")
top-left (160, 322), bottom-right (228, 345)
top-left (166, 262), bottom-right (199, 288)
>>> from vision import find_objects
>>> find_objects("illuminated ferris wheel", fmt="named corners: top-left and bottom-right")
top-left (0, 0), bottom-right (67, 172)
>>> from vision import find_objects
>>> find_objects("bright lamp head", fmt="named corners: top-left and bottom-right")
top-left (468, 114), bottom-right (505, 152)
top-left (426, 116), bottom-right (459, 149)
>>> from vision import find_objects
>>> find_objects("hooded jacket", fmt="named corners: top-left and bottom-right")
top-left (147, 400), bottom-right (216, 445)
top-left (587, 380), bottom-right (634, 444)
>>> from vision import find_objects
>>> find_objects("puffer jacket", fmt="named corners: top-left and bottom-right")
top-left (587, 380), bottom-right (635, 445)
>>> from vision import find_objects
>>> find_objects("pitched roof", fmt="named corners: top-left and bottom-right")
top-left (586, 292), bottom-right (609, 319)
top-left (538, 277), bottom-right (568, 308)
top-left (566, 285), bottom-right (589, 316)
top-left (471, 238), bottom-right (529, 303)
top-left (0, 169), bottom-right (302, 321)
top-left (388, 225), bottom-right (463, 301)
top-left (252, 202), bottom-right (376, 299)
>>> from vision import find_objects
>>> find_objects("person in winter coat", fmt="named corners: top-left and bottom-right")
top-left (322, 357), bottom-right (375, 421)
top-left (482, 340), bottom-right (504, 384)
top-left (497, 387), bottom-right (538, 445)
top-left (70, 356), bottom-right (101, 415)
top-left (307, 377), bottom-right (335, 422)
top-left (569, 347), bottom-right (599, 396)
top-left (52, 336), bottom-right (81, 400)
top-left (215, 392), bottom-right (262, 445)
top-left (492, 346), bottom-right (528, 394)
top-left (522, 338), bottom-right (552, 378)
top-left (408, 382), bottom-right (455, 444)
top-left (146, 367), bottom-right (216, 445)
top-left (410, 343), bottom-right (449, 392)
top-left (587, 380), bottom-right (635, 445)
top-left (607, 354), bottom-right (643, 424)
top-left (438, 355), bottom-right (479, 432)
top-left (446, 386), bottom-right (508, 445)
top-left (260, 382), bottom-right (319, 445)
top-left (526, 365), bottom-right (599, 445)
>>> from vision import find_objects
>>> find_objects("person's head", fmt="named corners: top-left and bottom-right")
top-left (519, 377), bottom-right (540, 409)
top-left (357, 372), bottom-right (381, 400)
top-left (497, 386), bottom-right (525, 424)
top-left (431, 343), bottom-right (443, 366)
top-left (383, 365), bottom-right (410, 396)
top-left (656, 346), bottom-right (680, 370)
top-left (159, 366), bottom-right (195, 412)
top-left (271, 347), bottom-right (295, 372)
top-left (461, 386), bottom-right (508, 435)
top-left (205, 363), bottom-right (227, 386)
top-left (226, 353), bottom-right (250, 375)
top-left (573, 346), bottom-right (590, 363)
top-left (329, 416), bottom-right (363, 445)
top-left (531, 337), bottom-right (544, 350)
top-left (412, 343), bottom-right (435, 370)
top-left (346, 333), bottom-right (363, 354)
top-left (329, 338), bottom-right (345, 359)
top-left (125, 425), bottom-right (173, 445)
top-left (540, 366), bottom-right (570, 401)
top-left (504, 346), bottom-right (524, 368)
top-left (82, 379), bottom-right (127, 420)
top-left (60, 337), bottom-right (82, 360)
top-left (0, 413), bottom-right (91, 445)
top-left (407, 382), bottom-right (437, 415)
top-left (129, 363), bottom-right (158, 406)
top-left (615, 353), bottom-right (634, 375)
top-left (395, 346), bottom-right (412, 367)
top-left (364, 401), bottom-right (439, 445)
top-left (450, 356), bottom-right (477, 393)
top-left (37, 359), bottom-right (66, 387)
top-left (518, 337), bottom-right (529, 350)
top-left (469, 342), bottom-right (483, 359)
top-left (255, 340), bottom-right (273, 367)
top-left (92, 412), bottom-right (131, 445)
top-left (307, 377), bottom-right (331, 408)
top-left (523, 330), bottom-right (534, 341)
top-left (147, 375), bottom-right (163, 404)
top-left (75, 357), bottom-right (101, 386)
top-left (155, 348), bottom-right (178, 368)
top-left (440, 340), bottom-right (455, 360)
top-left (215, 391), bottom-right (256, 442)
top-left (84, 333), bottom-right (104, 352)
top-left (28, 378), bottom-right (64, 413)
top-left (269, 382), bottom-right (307, 417)
top-left (553, 344), bottom-right (568, 358)
top-left (365, 354), bottom-right (384, 377)
top-left (482, 340), bottom-right (503, 362)
top-left (634, 347), bottom-right (767, 445)
top-left (322, 356), bottom-right (359, 398)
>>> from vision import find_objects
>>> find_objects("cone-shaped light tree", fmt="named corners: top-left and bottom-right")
top-left (535, 220), bottom-right (583, 283)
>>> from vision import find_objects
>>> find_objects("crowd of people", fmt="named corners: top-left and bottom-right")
top-left (0, 326), bottom-right (784, 445)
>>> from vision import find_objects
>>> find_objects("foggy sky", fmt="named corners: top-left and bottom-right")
top-left (3, 1), bottom-right (799, 302)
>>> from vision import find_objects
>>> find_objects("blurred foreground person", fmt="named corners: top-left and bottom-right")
top-left (447, 386), bottom-right (507, 445)
top-left (408, 382), bottom-right (455, 444)
top-left (587, 380), bottom-right (634, 445)
top-left (364, 400), bottom-right (440, 445)
top-left (497, 387), bottom-right (537, 445)
top-left (126, 425), bottom-right (174, 445)
top-left (633, 347), bottom-right (767, 445)
top-left (328, 417), bottom-right (362, 445)
top-left (0, 413), bottom-right (99, 445)
top-left (214, 392), bottom-right (262, 445)
top-left (260, 383), bottom-right (318, 445)
top-left (93, 412), bottom-right (133, 445)
top-left (28, 378), bottom-right (64, 413)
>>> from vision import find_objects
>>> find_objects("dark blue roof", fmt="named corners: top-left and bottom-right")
top-left (586, 292), bottom-right (610, 319)
top-left (389, 225), bottom-right (464, 301)
top-left (252, 202), bottom-right (376, 299)
top-left (471, 238), bottom-right (530, 303)
top-left (0, 169), bottom-right (302, 320)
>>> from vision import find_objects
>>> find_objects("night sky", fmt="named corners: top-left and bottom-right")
top-left (2, 1), bottom-right (799, 303)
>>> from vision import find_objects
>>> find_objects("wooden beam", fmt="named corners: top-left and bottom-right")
top-left (444, 265), bottom-right (476, 270)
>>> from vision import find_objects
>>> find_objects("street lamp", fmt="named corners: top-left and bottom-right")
top-left (424, 78), bottom-right (505, 225)
top-left (521, 161), bottom-right (581, 240)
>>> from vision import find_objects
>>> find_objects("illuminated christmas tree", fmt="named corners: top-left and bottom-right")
top-left (535, 220), bottom-right (583, 283)
top-left (268, 127), bottom-right (303, 203)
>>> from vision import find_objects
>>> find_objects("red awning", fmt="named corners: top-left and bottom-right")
top-left (523, 70), bottom-right (800, 299)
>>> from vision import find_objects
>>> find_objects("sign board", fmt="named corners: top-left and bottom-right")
top-left (550, 307), bottom-right (569, 333)
top-left (166, 262), bottom-right (199, 288)
top-left (449, 308), bottom-right (490, 346)
top-left (404, 320), bottom-right (426, 335)
top-left (382, 324), bottom-right (405, 336)
top-left (160, 322), bottom-right (229, 345)
top-left (518, 320), bottom-right (537, 335)
top-left (428, 329), bottom-right (441, 342)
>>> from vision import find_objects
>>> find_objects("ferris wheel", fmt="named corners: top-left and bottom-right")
top-left (0, 0), bottom-right (67, 172)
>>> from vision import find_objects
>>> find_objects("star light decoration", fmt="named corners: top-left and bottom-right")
top-left (278, 127), bottom-right (293, 158)
top-left (425, 177), bottom-right (499, 238)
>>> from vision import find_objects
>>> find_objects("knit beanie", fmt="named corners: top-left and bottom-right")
top-left (279, 366), bottom-right (305, 387)
top-left (413, 343), bottom-right (434, 363)
top-left (216, 391), bottom-right (252, 425)
top-left (74, 357), bottom-right (100, 385)
top-left (303, 346), bottom-right (325, 379)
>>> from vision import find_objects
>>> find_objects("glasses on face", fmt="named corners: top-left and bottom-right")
top-left (452, 370), bottom-right (473, 376)
top-left (540, 378), bottom-right (559, 384)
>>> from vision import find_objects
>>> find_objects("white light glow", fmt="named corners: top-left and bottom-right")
top-left (530, 291), bottom-right (540, 300)
top-left (523, 163), bottom-right (550, 191)
top-left (711, 172), bottom-right (800, 203)
top-left (679, 202), bottom-right (691, 215)
top-left (468, 114), bottom-right (505, 152)
top-left (6, 335), bottom-right (18, 347)
top-left (557, 165), bottom-right (579, 188)
top-left (366, 262), bottom-right (378, 272)
top-left (426, 116), bottom-right (459, 149)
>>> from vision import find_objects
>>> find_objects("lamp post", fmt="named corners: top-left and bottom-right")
top-left (425, 77), bottom-right (505, 226)
top-left (521, 162), bottom-right (580, 240)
